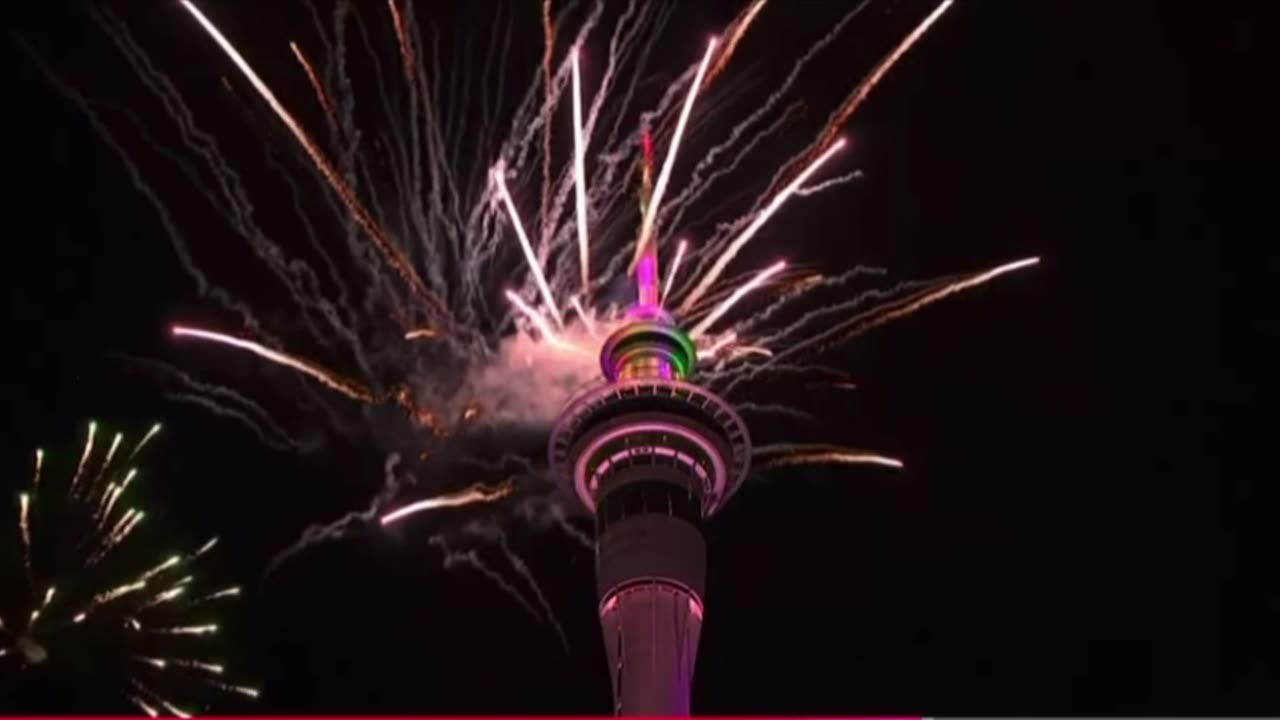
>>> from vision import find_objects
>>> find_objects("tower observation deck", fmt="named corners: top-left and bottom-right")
top-left (549, 304), bottom-right (751, 716)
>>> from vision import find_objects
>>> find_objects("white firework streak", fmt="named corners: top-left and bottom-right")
top-left (23, 1), bottom-right (1039, 627)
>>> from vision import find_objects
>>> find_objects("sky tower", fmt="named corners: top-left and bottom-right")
top-left (549, 237), bottom-right (751, 714)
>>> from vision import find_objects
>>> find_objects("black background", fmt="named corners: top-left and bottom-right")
top-left (3, 0), bottom-right (1268, 714)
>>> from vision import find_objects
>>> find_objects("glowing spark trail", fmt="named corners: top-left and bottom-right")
top-left (138, 555), bottom-right (182, 584)
top-left (194, 537), bottom-right (219, 558)
top-left (381, 481), bottom-right (516, 526)
top-left (188, 586), bottom-right (241, 606)
top-left (690, 260), bottom-right (787, 337)
top-left (756, 447), bottom-right (905, 471)
top-left (130, 423), bottom-right (162, 459)
top-left (681, 138), bottom-right (847, 310)
top-left (662, 238), bottom-right (689, 302)
top-left (404, 328), bottom-right (438, 341)
top-left (764, 0), bottom-right (954, 203)
top-left (151, 624), bottom-right (218, 636)
top-left (32, 447), bottom-right (44, 488)
top-left (570, 295), bottom-right (598, 336)
top-left (700, 331), bottom-right (738, 360)
top-left (19, 492), bottom-right (32, 576)
top-left (541, 0), bottom-right (555, 242)
top-left (85, 432), bottom-right (125, 497)
top-left (634, 37), bottom-right (719, 268)
top-left (571, 48), bottom-right (592, 295)
top-left (770, 258), bottom-right (1042, 365)
top-left (841, 257), bottom-right (1041, 339)
top-left (69, 421), bottom-right (98, 494)
top-left (212, 682), bottom-right (260, 699)
top-left (494, 168), bottom-right (564, 327)
top-left (289, 42), bottom-right (338, 129)
top-left (504, 291), bottom-right (585, 355)
top-left (813, 0), bottom-right (953, 162)
top-left (707, 0), bottom-right (767, 84)
top-left (30, 586), bottom-right (56, 626)
top-left (386, 0), bottom-right (415, 81)
top-left (172, 325), bottom-right (377, 402)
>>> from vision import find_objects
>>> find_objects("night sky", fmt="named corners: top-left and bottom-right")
top-left (4, 0), bottom-right (1268, 715)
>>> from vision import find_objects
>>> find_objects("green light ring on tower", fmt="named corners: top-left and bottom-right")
top-left (599, 321), bottom-right (699, 382)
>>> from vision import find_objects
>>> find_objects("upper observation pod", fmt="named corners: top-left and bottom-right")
top-left (599, 307), bottom-right (699, 383)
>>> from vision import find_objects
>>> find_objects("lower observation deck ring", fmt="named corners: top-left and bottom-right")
top-left (548, 378), bottom-right (751, 516)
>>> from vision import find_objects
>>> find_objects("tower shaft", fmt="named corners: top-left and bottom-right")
top-left (550, 316), bottom-right (750, 717)
top-left (595, 468), bottom-right (706, 715)
top-left (601, 582), bottom-right (702, 715)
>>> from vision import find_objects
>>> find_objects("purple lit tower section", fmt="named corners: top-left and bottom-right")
top-left (549, 250), bottom-right (751, 715)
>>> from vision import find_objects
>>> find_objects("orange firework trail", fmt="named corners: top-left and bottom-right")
top-left (541, 0), bottom-right (555, 245)
top-left (386, 0), bottom-right (416, 81)
top-left (756, 448), bottom-right (905, 471)
top-left (289, 42), bottom-right (338, 129)
top-left (404, 328), bottom-right (438, 341)
top-left (707, 0), bottom-right (768, 85)
top-left (380, 481), bottom-right (516, 526)
top-left (171, 325), bottom-right (378, 403)
top-left (178, 1), bottom-right (448, 325)
top-left (767, 0), bottom-right (954, 200)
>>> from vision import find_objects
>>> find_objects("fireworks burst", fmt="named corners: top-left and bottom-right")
top-left (25, 1), bottom-right (1037, 631)
top-left (0, 421), bottom-right (256, 715)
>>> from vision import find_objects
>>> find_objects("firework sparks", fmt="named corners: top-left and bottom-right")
top-left (69, 420), bottom-right (97, 495)
top-left (766, 257), bottom-right (1042, 365)
top-left (187, 586), bottom-right (241, 606)
top-left (149, 624), bottom-right (218, 636)
top-left (3, 421), bottom-right (254, 711)
top-left (493, 167), bottom-right (564, 327)
top-left (690, 260), bottom-right (788, 337)
top-left (707, 0), bottom-right (768, 84)
top-left (381, 481), bottom-right (516, 527)
top-left (289, 41), bottom-right (338, 129)
top-left (386, 0), bottom-right (415, 81)
top-left (680, 138), bottom-right (847, 311)
top-left (19, 491), bottom-right (33, 577)
top-left (571, 48), bottom-right (592, 296)
top-left (662, 238), bottom-right (689, 302)
top-left (809, 0), bottom-right (954, 174)
top-left (569, 295), bottom-right (598, 336)
top-left (503, 290), bottom-right (587, 355)
top-left (36, 0), bottom-right (1039, 643)
top-left (130, 423), bottom-right (162, 460)
top-left (755, 444), bottom-right (905, 471)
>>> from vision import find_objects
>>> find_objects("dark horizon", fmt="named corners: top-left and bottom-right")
top-left (3, 0), bottom-right (1265, 715)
